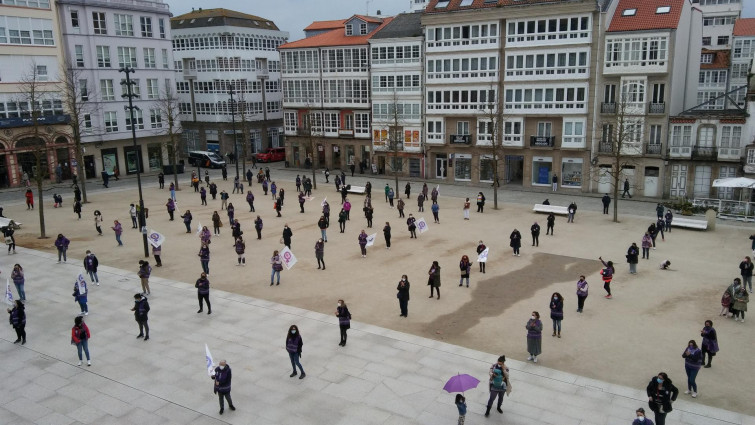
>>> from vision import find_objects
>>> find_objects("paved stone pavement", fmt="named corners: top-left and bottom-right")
top-left (1, 248), bottom-right (753, 425)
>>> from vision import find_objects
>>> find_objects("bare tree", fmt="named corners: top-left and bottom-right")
top-left (381, 92), bottom-right (405, 197)
top-left (153, 85), bottom-right (182, 190)
top-left (298, 106), bottom-right (319, 190)
top-left (233, 84), bottom-right (251, 181)
top-left (479, 87), bottom-right (505, 210)
top-left (59, 59), bottom-right (94, 203)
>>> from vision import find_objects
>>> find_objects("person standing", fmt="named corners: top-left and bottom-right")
top-left (198, 243), bottom-right (210, 275)
top-left (700, 320), bottom-right (718, 368)
top-left (168, 182), bottom-right (176, 201)
top-left (158, 172), bottom-right (164, 189)
top-left (165, 199), bottom-right (176, 221)
top-left (315, 238), bottom-right (325, 270)
top-left (94, 210), bottom-right (103, 235)
top-left (484, 355), bottom-right (509, 417)
top-left (132, 293), bottom-right (150, 340)
top-left (10, 264), bottom-right (25, 301)
top-left (212, 360), bottom-right (235, 414)
top-left (358, 230), bottom-right (368, 258)
top-left (476, 241), bottom-right (487, 273)
top-left (732, 286), bottom-right (748, 322)
top-left (335, 299), bottom-right (351, 346)
top-left (646, 372), bottom-right (678, 425)
top-left (600, 257), bottom-right (614, 299)
top-left (388, 188), bottom-right (395, 208)
top-left (531, 222), bottom-right (540, 247)
top-left (246, 190), bottom-right (255, 212)
top-left (235, 237), bottom-right (246, 266)
top-left (509, 229), bottom-right (522, 256)
top-left (138, 260), bottom-right (152, 295)
top-left (567, 202), bottom-right (577, 223)
top-left (627, 243), bottom-right (639, 274)
top-left (642, 233), bottom-right (652, 259)
top-left (407, 214), bottom-right (417, 238)
top-left (322, 201), bottom-right (330, 226)
top-left (211, 211), bottom-right (221, 236)
top-left (73, 279), bottom-right (88, 316)
top-left (428, 261), bottom-right (441, 299)
top-left (220, 190), bottom-right (229, 210)
top-left (254, 216), bottom-right (263, 239)
top-left (417, 192), bottom-right (425, 212)
top-left (73, 200), bottom-right (82, 220)
top-left (295, 175), bottom-right (301, 192)
top-left (459, 255), bottom-right (471, 287)
top-left (275, 196), bottom-right (282, 217)
top-left (739, 256), bottom-right (753, 293)
top-left (298, 192), bottom-right (306, 213)
top-left (364, 205), bottom-right (373, 228)
top-left (83, 251), bottom-right (99, 286)
top-left (129, 204), bottom-right (138, 228)
top-left (181, 210), bottom-right (193, 233)
top-left (655, 203), bottom-right (665, 220)
top-left (546, 213), bottom-right (555, 235)
top-left (602, 194), bottom-right (611, 214)
top-left (397, 275), bottom-right (410, 317)
top-left (227, 203), bottom-right (235, 226)
top-left (550, 293), bottom-right (564, 337)
top-left (71, 316), bottom-right (91, 366)
top-left (7, 300), bottom-right (26, 344)
top-left (431, 201), bottom-right (440, 223)
top-left (384, 183), bottom-right (390, 202)
top-left (575, 276), bottom-right (588, 313)
top-left (324, 168), bottom-right (330, 183)
top-left (152, 244), bottom-right (162, 267)
top-left (54, 233), bottom-right (70, 262)
top-left (270, 250), bottom-right (282, 286)
top-left (286, 325), bottom-right (305, 379)
top-left (622, 178), bottom-right (632, 198)
top-left (682, 340), bottom-right (703, 398)
top-left (463, 198), bottom-right (470, 220)
top-left (282, 224), bottom-right (293, 249)
top-left (665, 210), bottom-right (673, 232)
top-left (25, 189), bottom-right (34, 209)
top-left (338, 209), bottom-right (347, 233)
top-left (476, 192), bottom-right (486, 213)
top-left (195, 272), bottom-right (211, 314)
top-left (551, 174), bottom-right (558, 191)
top-left (404, 182), bottom-right (411, 199)
top-left (526, 311), bottom-right (543, 362)
top-left (111, 220), bottom-right (123, 246)
top-left (199, 186), bottom-right (207, 206)
top-left (383, 222), bottom-right (391, 250)
top-left (648, 223), bottom-right (658, 249)
top-left (343, 199), bottom-right (351, 220)
top-left (455, 394), bottom-right (467, 425)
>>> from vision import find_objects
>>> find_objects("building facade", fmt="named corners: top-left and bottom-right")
top-left (0, 0), bottom-right (72, 187)
top-left (172, 8), bottom-right (288, 164)
top-left (57, 0), bottom-right (176, 177)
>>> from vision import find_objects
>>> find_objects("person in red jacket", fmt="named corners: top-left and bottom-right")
top-left (71, 316), bottom-right (91, 366)
top-left (25, 189), bottom-right (34, 209)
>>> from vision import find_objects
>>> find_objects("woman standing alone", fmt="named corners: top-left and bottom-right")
top-left (525, 311), bottom-right (543, 362)
top-left (285, 325), bottom-right (305, 379)
top-left (549, 293), bottom-right (564, 337)
top-left (576, 276), bottom-right (588, 313)
top-left (700, 320), bottom-right (718, 368)
top-left (397, 275), bottom-right (410, 317)
top-left (335, 300), bottom-right (351, 346)
top-left (682, 340), bottom-right (703, 398)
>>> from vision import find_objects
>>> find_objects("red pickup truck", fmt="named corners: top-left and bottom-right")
top-left (256, 147), bottom-right (285, 163)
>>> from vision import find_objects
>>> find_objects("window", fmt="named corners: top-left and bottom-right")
top-left (748, 149), bottom-right (755, 165)
top-left (35, 65), bottom-right (47, 81)
top-left (92, 12), bottom-right (106, 35)
top-left (117, 46), bottom-right (137, 68)
top-left (605, 36), bottom-right (669, 68)
top-left (143, 48), bottom-right (156, 68)
top-left (503, 50), bottom-right (587, 80)
top-left (126, 108), bottom-right (144, 130)
top-left (622, 8), bottom-right (636, 16)
top-left (147, 79), bottom-right (159, 99)
top-left (96, 46), bottom-right (111, 67)
top-left (562, 119), bottom-right (585, 145)
top-left (140, 16), bottom-right (152, 37)
top-left (701, 53), bottom-right (713, 63)
top-left (83, 113), bottom-right (92, 131)
top-left (123, 79), bottom-right (140, 98)
top-left (359, 23), bottom-right (367, 35)
top-left (503, 119), bottom-right (523, 144)
top-left (323, 112), bottom-right (339, 134)
top-left (79, 79), bottom-right (88, 101)
top-left (702, 37), bottom-right (711, 46)
top-left (158, 18), bottom-right (165, 38)
top-left (503, 85), bottom-right (587, 111)
top-left (477, 120), bottom-right (493, 144)
top-left (345, 24), bottom-right (353, 36)
top-left (100, 79), bottom-right (114, 101)
top-left (621, 79), bottom-right (646, 105)
top-left (719, 125), bottom-right (741, 156)
top-left (427, 120), bottom-right (443, 141)
top-left (355, 113), bottom-right (370, 136)
top-left (0, 0), bottom-right (50, 8)
top-left (114, 14), bottom-right (134, 36)
top-left (456, 121), bottom-right (470, 135)
top-left (717, 36), bottom-right (729, 46)
top-left (649, 125), bottom-right (662, 145)
top-left (537, 122), bottom-right (552, 136)
top-left (161, 49), bottom-right (169, 69)
top-left (74, 45), bottom-right (84, 67)
top-left (71, 11), bottom-right (80, 28)
top-left (104, 111), bottom-right (118, 132)
top-left (656, 6), bottom-right (671, 13)
top-left (284, 111), bottom-right (297, 133)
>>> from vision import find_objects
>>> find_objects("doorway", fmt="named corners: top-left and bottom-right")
top-left (84, 155), bottom-right (96, 178)
top-left (644, 167), bottom-right (659, 197)
top-left (504, 155), bottom-right (523, 184)
top-left (598, 166), bottom-right (611, 193)
top-left (670, 164), bottom-right (687, 198)
top-left (435, 154), bottom-right (447, 179)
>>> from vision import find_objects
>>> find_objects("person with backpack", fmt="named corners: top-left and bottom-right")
top-left (71, 316), bottom-right (91, 366)
top-left (131, 293), bottom-right (150, 340)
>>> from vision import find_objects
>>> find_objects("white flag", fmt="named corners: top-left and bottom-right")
top-left (321, 197), bottom-right (327, 207)
top-left (366, 233), bottom-right (377, 247)
top-left (147, 229), bottom-right (165, 248)
top-left (477, 247), bottom-right (489, 263)
top-left (280, 247), bottom-right (297, 270)
top-left (4, 278), bottom-right (13, 306)
top-left (416, 217), bottom-right (429, 234)
top-left (205, 344), bottom-right (215, 376)
top-left (196, 221), bottom-right (203, 236)
top-left (76, 273), bottom-right (87, 295)
top-left (436, 185), bottom-right (440, 196)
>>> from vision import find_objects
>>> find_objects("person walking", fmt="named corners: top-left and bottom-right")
top-left (270, 250), bottom-right (282, 286)
top-left (55, 233), bottom-right (70, 262)
top-left (315, 238), bottom-right (325, 270)
top-left (132, 293), bottom-right (150, 340)
top-left (388, 188), bottom-right (395, 208)
top-left (71, 316), bottom-right (91, 366)
top-left (602, 194), bottom-right (611, 214)
top-left (275, 196), bottom-right (282, 217)
top-left (7, 300), bottom-right (26, 344)
top-left (94, 210), bottom-right (103, 235)
top-left (195, 272), bottom-right (211, 314)
top-left (428, 261), bottom-right (441, 299)
top-left (73, 200), bottom-right (82, 220)
top-left (463, 198), bottom-right (470, 220)
top-left (138, 260), bottom-right (152, 295)
top-left (212, 211), bottom-right (222, 236)
top-left (397, 275), bottom-right (410, 317)
top-left (546, 212), bottom-right (555, 235)
top-left (335, 299), bottom-right (351, 346)
top-left (622, 178), bottom-right (632, 198)
top-left (526, 311), bottom-right (543, 362)
top-left (600, 257), bottom-right (614, 299)
top-left (181, 210), bottom-right (193, 233)
top-left (700, 320), bottom-right (718, 368)
top-left (484, 355), bottom-right (510, 417)
top-left (476, 192), bottom-right (486, 213)
top-left (254, 216), bottom-right (263, 239)
top-left (235, 237), bottom-right (246, 266)
top-left (198, 243), bottom-right (210, 275)
top-left (358, 230), bottom-right (368, 257)
top-left (431, 201), bottom-right (440, 223)
top-left (10, 264), bottom-right (25, 301)
top-left (682, 340), bottom-right (703, 398)
top-left (286, 325), bottom-right (305, 379)
top-left (246, 191), bottom-right (255, 212)
top-left (531, 222), bottom-right (540, 247)
top-left (72, 279), bottom-right (88, 316)
top-left (646, 372), bottom-right (678, 425)
top-left (212, 360), bottom-right (235, 414)
top-left (550, 293), bottom-right (564, 337)
top-left (575, 275), bottom-right (588, 312)
top-left (552, 174), bottom-right (558, 191)
top-left (111, 220), bottom-right (123, 246)
top-left (732, 286), bottom-right (748, 322)
top-left (739, 256), bottom-right (753, 293)
top-left (642, 233), bottom-right (652, 259)
top-left (282, 224), bottom-right (293, 249)
top-left (383, 222), bottom-right (391, 250)
top-left (209, 182), bottom-right (218, 200)
top-left (338, 209), bottom-right (347, 233)
top-left (25, 189), bottom-right (34, 209)
top-left (509, 229), bottom-right (522, 256)
top-left (459, 255), bottom-right (471, 287)
top-left (648, 223), bottom-right (658, 249)
top-left (83, 251), bottom-right (99, 286)
top-left (407, 214), bottom-right (417, 238)
top-left (627, 243), bottom-right (639, 274)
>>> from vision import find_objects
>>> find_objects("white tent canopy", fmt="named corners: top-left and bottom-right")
top-left (712, 177), bottom-right (755, 188)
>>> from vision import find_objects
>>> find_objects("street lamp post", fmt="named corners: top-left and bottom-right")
top-left (120, 65), bottom-right (149, 258)
top-left (228, 87), bottom-right (239, 180)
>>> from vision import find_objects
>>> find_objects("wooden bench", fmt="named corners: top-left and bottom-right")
top-left (533, 204), bottom-right (569, 215)
top-left (346, 185), bottom-right (366, 195)
top-left (670, 217), bottom-right (708, 230)
top-left (0, 217), bottom-right (22, 229)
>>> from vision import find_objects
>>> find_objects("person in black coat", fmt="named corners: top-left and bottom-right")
top-left (7, 300), bottom-right (26, 344)
top-left (212, 360), bottom-right (235, 414)
top-left (509, 229), bottom-right (522, 256)
top-left (531, 222), bottom-right (540, 247)
top-left (397, 275), bottom-right (410, 317)
top-left (131, 293), bottom-right (150, 340)
top-left (383, 222), bottom-right (391, 249)
top-left (646, 372), bottom-right (678, 425)
top-left (195, 273), bottom-right (211, 314)
top-left (546, 213), bottom-right (555, 235)
top-left (282, 225), bottom-right (293, 249)
top-left (602, 194), bottom-right (610, 214)
top-left (627, 242), bottom-right (640, 274)
top-left (335, 300), bottom-right (351, 346)
top-left (477, 241), bottom-right (487, 273)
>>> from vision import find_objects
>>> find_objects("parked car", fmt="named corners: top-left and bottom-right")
top-left (187, 151), bottom-right (226, 168)
top-left (256, 147), bottom-right (286, 163)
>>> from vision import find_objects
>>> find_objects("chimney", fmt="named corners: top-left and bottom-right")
top-left (377, 10), bottom-right (381, 15)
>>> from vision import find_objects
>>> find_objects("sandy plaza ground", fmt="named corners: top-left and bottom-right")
top-left (3, 165), bottom-right (754, 418)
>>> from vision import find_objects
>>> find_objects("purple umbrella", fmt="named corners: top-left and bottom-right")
top-left (443, 373), bottom-right (480, 393)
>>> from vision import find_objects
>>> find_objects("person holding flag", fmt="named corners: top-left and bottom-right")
top-left (358, 230), bottom-right (369, 258)
top-left (477, 241), bottom-right (488, 273)
top-left (7, 299), bottom-right (25, 344)
top-left (211, 359), bottom-right (236, 415)
top-left (73, 276), bottom-right (88, 316)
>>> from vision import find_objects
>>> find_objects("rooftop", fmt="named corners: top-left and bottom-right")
top-left (171, 8), bottom-right (279, 31)
top-left (280, 15), bottom-right (393, 49)
top-left (733, 18), bottom-right (755, 37)
top-left (370, 12), bottom-right (423, 40)
top-left (700, 48), bottom-right (730, 69)
top-left (607, 0), bottom-right (685, 32)
top-left (424, 0), bottom-right (569, 13)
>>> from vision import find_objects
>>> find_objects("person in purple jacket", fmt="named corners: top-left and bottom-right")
top-left (165, 198), bottom-right (176, 221)
top-left (198, 243), bottom-right (210, 275)
top-left (246, 190), bottom-right (255, 212)
top-left (212, 360), bottom-right (235, 414)
top-left (549, 292), bottom-right (564, 337)
top-left (195, 272), bottom-right (211, 314)
top-left (358, 230), bottom-right (368, 258)
top-left (55, 233), bottom-right (70, 262)
top-left (111, 220), bottom-right (123, 246)
top-left (286, 325), bottom-right (305, 379)
top-left (682, 340), bottom-right (703, 398)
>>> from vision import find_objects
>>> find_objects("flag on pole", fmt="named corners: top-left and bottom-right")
top-left (416, 217), bottom-right (429, 234)
top-left (366, 233), bottom-right (377, 247)
top-left (321, 197), bottom-right (327, 207)
top-left (436, 185), bottom-right (440, 196)
top-left (4, 278), bottom-right (13, 306)
top-left (205, 344), bottom-right (215, 376)
top-left (76, 273), bottom-right (87, 295)
top-left (196, 221), bottom-right (203, 236)
top-left (147, 229), bottom-right (165, 248)
top-left (477, 247), bottom-right (489, 263)
top-left (280, 247), bottom-right (298, 270)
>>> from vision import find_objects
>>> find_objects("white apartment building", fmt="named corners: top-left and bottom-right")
top-left (0, 0), bottom-right (72, 187)
top-left (369, 12), bottom-right (424, 177)
top-left (57, 0), bottom-right (176, 177)
top-left (172, 8), bottom-right (288, 161)
top-left (731, 18), bottom-right (755, 109)
top-left (697, 0), bottom-right (741, 50)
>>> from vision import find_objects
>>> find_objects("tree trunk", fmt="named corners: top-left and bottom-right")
top-left (74, 142), bottom-right (88, 203)
top-left (35, 154), bottom-right (47, 239)
top-left (613, 171), bottom-right (620, 223)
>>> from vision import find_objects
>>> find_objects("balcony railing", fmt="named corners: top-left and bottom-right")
top-left (646, 143), bottom-right (662, 155)
top-left (648, 102), bottom-right (666, 114)
top-left (0, 114), bottom-right (70, 129)
top-left (450, 134), bottom-right (471, 144)
top-left (601, 102), bottom-right (616, 114)
top-left (598, 140), bottom-right (613, 153)
top-left (530, 136), bottom-right (555, 147)
top-left (691, 146), bottom-right (717, 160)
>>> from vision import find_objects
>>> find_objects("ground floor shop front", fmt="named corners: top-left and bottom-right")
top-left (285, 135), bottom-right (373, 172)
top-left (0, 122), bottom-right (73, 188)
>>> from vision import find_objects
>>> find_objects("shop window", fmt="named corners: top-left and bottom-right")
top-left (561, 159), bottom-right (583, 187)
top-left (454, 156), bottom-right (471, 180)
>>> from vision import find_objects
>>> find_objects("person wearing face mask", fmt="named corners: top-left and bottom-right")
top-left (700, 320), bottom-right (718, 368)
top-left (646, 372), bottom-right (678, 425)
top-left (397, 275), bottom-right (410, 317)
top-left (576, 276), bottom-right (588, 313)
top-left (212, 360), bottom-right (235, 415)
top-left (195, 273), bottom-right (211, 314)
top-left (549, 293), bottom-right (564, 337)
top-left (285, 325), bottom-right (305, 379)
top-left (315, 238), bottom-right (325, 270)
top-left (335, 300), bottom-right (351, 346)
top-left (682, 340), bottom-right (702, 398)
top-left (484, 355), bottom-right (510, 417)
top-left (282, 224), bottom-right (293, 249)
top-left (525, 312), bottom-right (543, 362)
top-left (632, 407), bottom-right (653, 425)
